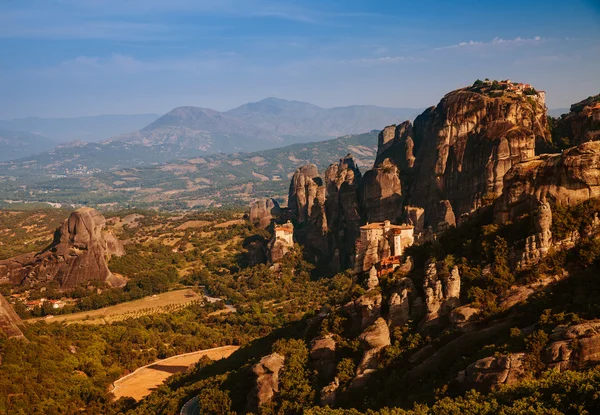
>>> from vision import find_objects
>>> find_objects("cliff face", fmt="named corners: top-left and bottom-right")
top-left (278, 84), bottom-right (553, 265)
top-left (288, 164), bottom-right (329, 260)
top-left (551, 94), bottom-right (600, 147)
top-left (494, 141), bottom-right (600, 223)
top-left (284, 156), bottom-right (364, 267)
top-left (249, 198), bottom-right (282, 229)
top-left (0, 208), bottom-right (125, 289)
top-left (325, 155), bottom-right (363, 269)
top-left (405, 89), bottom-right (546, 227)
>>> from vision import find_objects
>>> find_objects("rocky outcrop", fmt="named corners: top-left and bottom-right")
top-left (463, 353), bottom-right (526, 390)
top-left (351, 317), bottom-right (391, 389)
top-left (248, 353), bottom-right (285, 409)
top-left (551, 94), bottom-right (600, 146)
top-left (405, 206), bottom-right (425, 234)
top-left (421, 261), bottom-right (461, 330)
top-left (366, 266), bottom-right (379, 290)
top-left (320, 378), bottom-right (340, 406)
top-left (0, 208), bottom-right (125, 290)
top-left (449, 305), bottom-right (480, 326)
top-left (360, 159), bottom-right (403, 223)
top-left (325, 155), bottom-right (363, 269)
top-left (355, 86), bottom-right (551, 233)
top-left (0, 294), bottom-right (26, 340)
top-left (406, 89), bottom-right (546, 229)
top-left (436, 199), bottom-right (456, 231)
top-left (542, 321), bottom-right (600, 372)
top-left (359, 317), bottom-right (391, 349)
top-left (375, 121), bottom-right (416, 169)
top-left (345, 292), bottom-right (383, 334)
top-left (249, 198), bottom-right (282, 229)
top-left (310, 335), bottom-right (337, 381)
top-left (288, 164), bottom-right (324, 224)
top-left (494, 141), bottom-right (600, 223)
top-left (388, 277), bottom-right (415, 329)
top-left (288, 164), bottom-right (328, 259)
top-left (460, 320), bottom-right (600, 391)
top-left (519, 200), bottom-right (553, 268)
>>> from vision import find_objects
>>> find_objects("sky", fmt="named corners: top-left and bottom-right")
top-left (1, 0), bottom-right (600, 118)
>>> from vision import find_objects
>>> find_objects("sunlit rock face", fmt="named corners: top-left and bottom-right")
top-left (405, 89), bottom-right (547, 229)
top-left (0, 207), bottom-right (125, 289)
top-left (494, 141), bottom-right (600, 224)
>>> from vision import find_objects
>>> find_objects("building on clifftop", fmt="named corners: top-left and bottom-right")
top-left (354, 220), bottom-right (414, 276)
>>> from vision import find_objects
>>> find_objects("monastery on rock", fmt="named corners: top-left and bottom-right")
top-left (354, 220), bottom-right (414, 276)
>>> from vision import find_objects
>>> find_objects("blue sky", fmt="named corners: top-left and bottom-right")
top-left (1, 0), bottom-right (600, 118)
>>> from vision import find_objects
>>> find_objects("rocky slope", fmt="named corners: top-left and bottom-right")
top-left (494, 141), bottom-right (600, 223)
top-left (550, 93), bottom-right (600, 147)
top-left (120, 106), bottom-right (283, 154)
top-left (0, 208), bottom-right (125, 289)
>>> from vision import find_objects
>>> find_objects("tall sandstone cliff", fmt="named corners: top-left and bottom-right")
top-left (0, 208), bottom-right (125, 289)
top-left (280, 85), bottom-right (553, 264)
top-left (286, 156), bottom-right (363, 268)
top-left (275, 86), bottom-right (600, 272)
top-left (404, 89), bottom-right (549, 228)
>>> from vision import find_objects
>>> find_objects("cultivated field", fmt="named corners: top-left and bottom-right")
top-left (111, 345), bottom-right (240, 401)
top-left (26, 288), bottom-right (203, 325)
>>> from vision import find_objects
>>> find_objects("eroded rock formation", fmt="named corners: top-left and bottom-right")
top-left (248, 353), bottom-right (285, 409)
top-left (462, 320), bottom-right (600, 391)
top-left (388, 277), bottom-right (415, 329)
top-left (351, 317), bottom-right (391, 388)
top-left (0, 208), bottom-right (125, 290)
top-left (551, 94), bottom-right (600, 146)
top-left (249, 198), bottom-right (282, 229)
top-left (360, 159), bottom-right (403, 223)
top-left (421, 261), bottom-right (461, 330)
top-left (519, 200), bottom-right (553, 268)
top-left (463, 353), bottom-right (526, 390)
top-left (494, 141), bottom-right (600, 223)
top-left (325, 155), bottom-right (363, 269)
top-left (406, 89), bottom-right (547, 229)
top-left (310, 335), bottom-right (337, 381)
top-left (288, 164), bottom-right (329, 259)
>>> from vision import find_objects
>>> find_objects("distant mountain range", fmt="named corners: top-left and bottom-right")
top-left (0, 114), bottom-right (160, 143)
top-left (227, 97), bottom-right (415, 138)
top-left (0, 129), bottom-right (58, 162)
top-left (114, 98), bottom-right (422, 155)
top-left (0, 98), bottom-right (420, 167)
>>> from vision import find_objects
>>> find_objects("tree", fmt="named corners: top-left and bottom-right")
top-left (198, 386), bottom-right (235, 415)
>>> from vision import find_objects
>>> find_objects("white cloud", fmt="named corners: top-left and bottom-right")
top-left (437, 36), bottom-right (543, 50)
